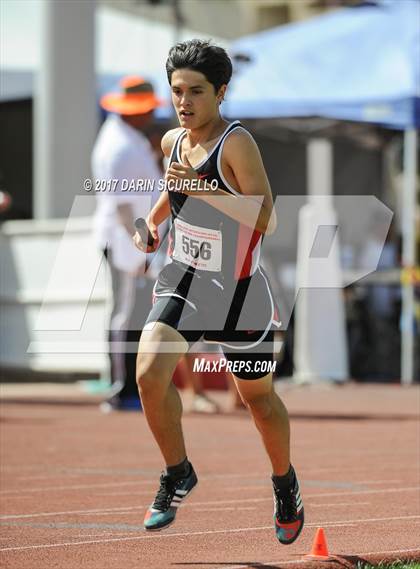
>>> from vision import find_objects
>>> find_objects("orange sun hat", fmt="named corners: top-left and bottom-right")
top-left (100, 75), bottom-right (165, 116)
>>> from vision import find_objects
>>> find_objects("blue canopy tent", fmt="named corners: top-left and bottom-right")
top-left (227, 0), bottom-right (419, 383)
top-left (227, 0), bottom-right (419, 128)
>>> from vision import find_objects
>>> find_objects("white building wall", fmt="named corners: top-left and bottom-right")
top-left (0, 219), bottom-right (109, 374)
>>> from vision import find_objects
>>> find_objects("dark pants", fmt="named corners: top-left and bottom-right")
top-left (104, 249), bottom-right (154, 401)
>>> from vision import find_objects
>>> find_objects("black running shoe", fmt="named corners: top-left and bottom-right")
top-left (273, 467), bottom-right (304, 545)
top-left (144, 464), bottom-right (198, 531)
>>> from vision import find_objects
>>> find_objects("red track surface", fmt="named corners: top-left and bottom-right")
top-left (0, 382), bottom-right (419, 569)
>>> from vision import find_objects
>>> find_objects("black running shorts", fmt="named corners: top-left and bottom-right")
top-left (144, 262), bottom-right (280, 380)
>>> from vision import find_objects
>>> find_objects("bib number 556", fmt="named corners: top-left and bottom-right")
top-left (182, 235), bottom-right (212, 260)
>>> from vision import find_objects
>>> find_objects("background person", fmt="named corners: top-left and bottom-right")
top-left (92, 76), bottom-right (163, 411)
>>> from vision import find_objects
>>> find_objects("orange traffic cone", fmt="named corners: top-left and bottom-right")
top-left (305, 527), bottom-right (330, 560)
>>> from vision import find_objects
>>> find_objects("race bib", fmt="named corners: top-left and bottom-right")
top-left (172, 219), bottom-right (222, 272)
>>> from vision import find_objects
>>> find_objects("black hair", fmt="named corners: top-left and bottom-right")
top-left (166, 39), bottom-right (233, 93)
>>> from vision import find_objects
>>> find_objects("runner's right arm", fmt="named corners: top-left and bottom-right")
top-left (133, 128), bottom-right (181, 252)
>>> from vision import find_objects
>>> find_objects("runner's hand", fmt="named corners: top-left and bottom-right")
top-left (165, 156), bottom-right (200, 189)
top-left (132, 219), bottom-right (159, 253)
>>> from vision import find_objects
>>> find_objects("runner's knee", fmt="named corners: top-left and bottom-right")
top-left (136, 355), bottom-right (171, 397)
top-left (243, 392), bottom-right (273, 421)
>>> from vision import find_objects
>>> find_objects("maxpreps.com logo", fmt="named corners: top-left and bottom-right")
top-left (193, 358), bottom-right (276, 375)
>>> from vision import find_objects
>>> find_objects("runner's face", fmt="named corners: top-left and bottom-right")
top-left (171, 69), bottom-right (223, 128)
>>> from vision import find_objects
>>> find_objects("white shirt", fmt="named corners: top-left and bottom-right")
top-left (91, 115), bottom-right (162, 272)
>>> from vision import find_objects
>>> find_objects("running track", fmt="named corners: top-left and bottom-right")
top-left (0, 382), bottom-right (419, 569)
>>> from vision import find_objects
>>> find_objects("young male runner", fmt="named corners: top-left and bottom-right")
top-left (133, 39), bottom-right (304, 545)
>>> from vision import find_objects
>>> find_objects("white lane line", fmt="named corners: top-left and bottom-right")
top-left (2, 486), bottom-right (419, 520)
top-left (0, 477), bottom-right (409, 495)
top-left (309, 502), bottom-right (370, 508)
top-left (14, 471), bottom-right (156, 481)
top-left (302, 465), bottom-right (420, 474)
top-left (362, 480), bottom-right (402, 485)
top-left (1, 515), bottom-right (419, 552)
top-left (2, 470), bottom-right (269, 483)
top-left (223, 548), bottom-right (420, 569)
top-left (219, 480), bottom-right (405, 492)
top-left (16, 475), bottom-right (108, 481)
top-left (78, 511), bottom-right (141, 517)
top-left (93, 491), bottom-right (152, 497)
top-left (188, 485), bottom-right (420, 507)
top-left (70, 502), bottom-right (368, 517)
top-left (0, 496), bottom-right (32, 501)
top-left (0, 474), bottom-right (269, 494)
top-left (0, 527), bottom-right (272, 552)
top-left (76, 533), bottom-right (114, 537)
top-left (2, 469), bottom-right (414, 493)
top-left (302, 486), bottom-right (420, 498)
top-left (199, 507), bottom-right (257, 513)
top-left (230, 485), bottom-right (360, 492)
top-left (0, 480), bottom-right (154, 495)
top-left (92, 490), bottom-right (153, 497)
top-left (0, 506), bottom-right (143, 520)
top-left (80, 507), bottom-right (257, 518)
top-left (0, 473), bottom-right (277, 494)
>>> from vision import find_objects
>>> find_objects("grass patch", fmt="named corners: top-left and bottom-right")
top-left (356, 562), bottom-right (420, 569)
